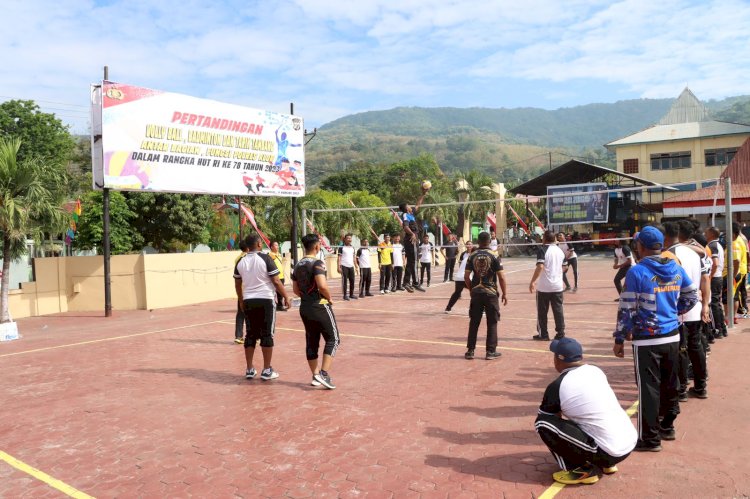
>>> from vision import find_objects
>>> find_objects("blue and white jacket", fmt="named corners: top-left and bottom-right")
top-left (613, 255), bottom-right (699, 344)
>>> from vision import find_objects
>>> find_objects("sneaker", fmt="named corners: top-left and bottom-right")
top-left (314, 372), bottom-right (336, 389)
top-left (678, 390), bottom-right (688, 402)
top-left (564, 286), bottom-right (571, 292)
top-left (659, 428), bottom-right (676, 441)
top-left (688, 387), bottom-right (708, 399)
top-left (234, 337), bottom-right (244, 344)
top-left (554, 333), bottom-right (565, 340)
top-left (552, 465), bottom-right (599, 485)
top-left (380, 290), bottom-right (385, 295)
top-left (404, 285), bottom-right (414, 293)
top-left (634, 441), bottom-right (662, 452)
top-left (385, 290), bottom-right (391, 294)
top-left (343, 296), bottom-right (350, 301)
top-left (260, 367), bottom-right (279, 381)
top-left (444, 309), bottom-right (451, 314)
top-left (359, 293), bottom-right (364, 298)
top-left (427, 283), bottom-right (431, 287)
top-left (366, 293), bottom-right (375, 297)
top-left (245, 367), bottom-right (257, 379)
top-left (350, 295), bottom-right (359, 300)
top-left (602, 466), bottom-right (618, 475)
top-left (572, 288), bottom-right (578, 293)
top-left (485, 351), bottom-right (502, 360)
top-left (465, 349), bottom-right (475, 360)
top-left (532, 334), bottom-right (551, 341)
top-left (397, 287), bottom-right (407, 292)
top-left (414, 285), bottom-right (426, 292)
top-left (311, 376), bottom-right (321, 387)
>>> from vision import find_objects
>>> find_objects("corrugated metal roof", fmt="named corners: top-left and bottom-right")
top-left (658, 88), bottom-right (711, 125)
top-left (664, 138), bottom-right (750, 203)
top-left (605, 120), bottom-right (750, 148)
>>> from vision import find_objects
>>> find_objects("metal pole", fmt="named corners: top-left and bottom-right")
top-left (102, 65), bottom-right (112, 317)
top-left (302, 209), bottom-right (307, 237)
top-left (290, 102), bottom-right (299, 265)
top-left (549, 151), bottom-right (552, 171)
top-left (725, 178), bottom-right (734, 329)
top-left (238, 197), bottom-right (243, 242)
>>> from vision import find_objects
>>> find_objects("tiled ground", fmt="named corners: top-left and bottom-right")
top-left (1, 256), bottom-right (748, 498)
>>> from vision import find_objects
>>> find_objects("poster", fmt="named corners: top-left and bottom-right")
top-left (547, 183), bottom-right (609, 225)
top-left (91, 82), bottom-right (305, 197)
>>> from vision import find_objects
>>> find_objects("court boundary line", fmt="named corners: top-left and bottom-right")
top-left (0, 321), bottom-right (223, 359)
top-left (0, 450), bottom-right (94, 499)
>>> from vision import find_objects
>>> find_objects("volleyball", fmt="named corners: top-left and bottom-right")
top-left (421, 180), bottom-right (432, 191)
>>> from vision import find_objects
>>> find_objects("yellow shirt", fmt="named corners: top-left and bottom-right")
top-left (378, 244), bottom-right (393, 266)
top-left (269, 251), bottom-right (284, 279)
top-left (733, 236), bottom-right (748, 275)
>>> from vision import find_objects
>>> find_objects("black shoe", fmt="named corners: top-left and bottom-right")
top-left (678, 390), bottom-right (688, 402)
top-left (564, 286), bottom-right (571, 292)
top-left (486, 351), bottom-right (502, 360)
top-left (404, 285), bottom-right (414, 293)
top-left (634, 440), bottom-right (662, 452)
top-left (532, 334), bottom-right (551, 341)
top-left (554, 333), bottom-right (565, 340)
top-left (659, 428), bottom-right (676, 441)
top-left (688, 387), bottom-right (708, 399)
top-left (465, 349), bottom-right (475, 360)
top-left (343, 296), bottom-right (350, 301)
top-left (365, 293), bottom-right (374, 297)
top-left (351, 295), bottom-right (359, 300)
top-left (414, 285), bottom-right (426, 292)
top-left (359, 293), bottom-right (364, 298)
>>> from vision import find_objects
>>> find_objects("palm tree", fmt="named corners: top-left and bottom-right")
top-left (453, 170), bottom-right (495, 239)
top-left (0, 138), bottom-right (65, 323)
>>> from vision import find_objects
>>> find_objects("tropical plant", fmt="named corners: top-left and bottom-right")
top-left (0, 138), bottom-right (67, 322)
top-left (74, 190), bottom-right (144, 254)
top-left (453, 170), bottom-right (495, 238)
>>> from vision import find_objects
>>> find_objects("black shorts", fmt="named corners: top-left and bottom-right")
top-left (300, 303), bottom-right (340, 360)
top-left (242, 298), bottom-right (276, 348)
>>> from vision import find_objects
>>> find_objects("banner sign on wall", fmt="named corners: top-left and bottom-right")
top-left (91, 82), bottom-right (305, 197)
top-left (547, 183), bottom-right (609, 225)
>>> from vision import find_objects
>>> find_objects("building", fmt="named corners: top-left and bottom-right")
top-left (605, 88), bottom-right (750, 205)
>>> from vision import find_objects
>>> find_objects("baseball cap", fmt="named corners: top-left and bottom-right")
top-left (634, 226), bottom-right (663, 250)
top-left (550, 337), bottom-right (583, 363)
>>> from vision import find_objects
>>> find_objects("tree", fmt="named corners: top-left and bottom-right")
top-left (124, 193), bottom-right (214, 252)
top-left (0, 138), bottom-right (67, 322)
top-left (454, 170), bottom-right (495, 239)
top-left (74, 190), bottom-right (144, 255)
top-left (0, 100), bottom-right (75, 165)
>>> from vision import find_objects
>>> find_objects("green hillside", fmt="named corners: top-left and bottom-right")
top-left (306, 95), bottom-right (750, 186)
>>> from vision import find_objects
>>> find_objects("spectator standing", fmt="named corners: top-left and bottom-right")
top-left (441, 233), bottom-right (459, 282)
top-left (530, 231), bottom-right (566, 341)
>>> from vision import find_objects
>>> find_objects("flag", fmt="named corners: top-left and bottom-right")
top-left (348, 199), bottom-right (380, 241)
top-left (487, 213), bottom-right (497, 230)
top-left (305, 219), bottom-right (333, 252)
top-left (441, 223), bottom-right (451, 236)
top-left (240, 205), bottom-right (271, 248)
top-left (508, 204), bottom-right (529, 232)
top-left (528, 208), bottom-right (545, 231)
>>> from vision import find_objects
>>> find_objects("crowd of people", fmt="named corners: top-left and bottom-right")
top-left (231, 193), bottom-right (740, 487)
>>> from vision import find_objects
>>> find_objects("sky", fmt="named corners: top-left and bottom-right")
top-left (2, 0), bottom-right (749, 134)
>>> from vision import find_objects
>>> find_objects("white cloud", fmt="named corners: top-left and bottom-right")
top-left (1, 0), bottom-right (749, 134)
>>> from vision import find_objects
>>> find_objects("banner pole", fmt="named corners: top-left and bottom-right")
top-left (290, 102), bottom-right (299, 265)
top-left (238, 197), bottom-right (243, 242)
top-left (102, 65), bottom-right (112, 318)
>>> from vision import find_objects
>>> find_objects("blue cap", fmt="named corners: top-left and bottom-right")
top-left (550, 337), bottom-right (583, 363)
top-left (634, 226), bottom-right (663, 250)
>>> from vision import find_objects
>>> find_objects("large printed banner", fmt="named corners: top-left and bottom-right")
top-left (91, 82), bottom-right (305, 197)
top-left (547, 183), bottom-right (608, 225)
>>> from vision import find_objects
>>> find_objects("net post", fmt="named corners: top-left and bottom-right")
top-left (725, 178), bottom-right (734, 329)
top-left (102, 65), bottom-right (112, 318)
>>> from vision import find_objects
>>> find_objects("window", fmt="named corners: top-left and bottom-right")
top-left (623, 159), bottom-right (639, 174)
top-left (705, 147), bottom-right (738, 167)
top-left (650, 151), bottom-right (691, 170)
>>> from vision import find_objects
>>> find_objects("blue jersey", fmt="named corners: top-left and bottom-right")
top-left (613, 256), bottom-right (698, 344)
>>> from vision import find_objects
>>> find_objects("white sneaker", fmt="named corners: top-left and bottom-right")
top-left (311, 375), bottom-right (322, 386)
top-left (260, 367), bottom-right (279, 380)
top-left (245, 368), bottom-right (257, 379)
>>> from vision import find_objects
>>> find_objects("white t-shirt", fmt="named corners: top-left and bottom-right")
top-left (708, 240), bottom-right (724, 277)
top-left (489, 238), bottom-right (499, 251)
top-left (356, 247), bottom-right (372, 269)
top-left (419, 242), bottom-right (434, 263)
top-left (671, 244), bottom-right (702, 322)
top-left (455, 251), bottom-right (471, 282)
top-left (392, 243), bottom-right (404, 267)
top-left (539, 364), bottom-right (637, 457)
top-left (559, 242), bottom-right (577, 260)
top-left (536, 244), bottom-right (565, 293)
top-left (614, 246), bottom-right (634, 266)
top-left (233, 252), bottom-right (279, 300)
top-left (338, 245), bottom-right (355, 268)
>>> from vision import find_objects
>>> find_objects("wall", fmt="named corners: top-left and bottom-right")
top-left (7, 251), bottom-right (244, 320)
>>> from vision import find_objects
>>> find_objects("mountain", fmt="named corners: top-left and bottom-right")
top-left (305, 95), bottom-right (750, 185)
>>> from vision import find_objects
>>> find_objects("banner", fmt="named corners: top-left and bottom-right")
top-left (92, 82), bottom-right (305, 197)
top-left (547, 183), bottom-right (608, 225)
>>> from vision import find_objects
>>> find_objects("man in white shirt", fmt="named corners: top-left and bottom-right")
top-left (530, 231), bottom-right (566, 341)
top-left (418, 234), bottom-right (435, 287)
top-left (356, 239), bottom-right (374, 298)
top-left (536, 337), bottom-right (636, 485)
top-left (391, 234), bottom-right (406, 292)
top-left (337, 233), bottom-right (357, 301)
top-left (705, 226), bottom-right (727, 339)
top-left (234, 234), bottom-right (291, 381)
top-left (489, 230), bottom-right (499, 254)
top-left (664, 221), bottom-right (709, 400)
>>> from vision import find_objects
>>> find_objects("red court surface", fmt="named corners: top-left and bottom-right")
top-left (1, 256), bottom-right (749, 498)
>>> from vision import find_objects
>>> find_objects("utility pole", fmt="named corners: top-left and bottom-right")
top-left (549, 151), bottom-right (552, 171)
top-left (290, 102), bottom-right (298, 265)
top-left (102, 65), bottom-right (112, 317)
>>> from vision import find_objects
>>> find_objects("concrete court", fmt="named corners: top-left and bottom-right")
top-left (0, 256), bottom-right (749, 498)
